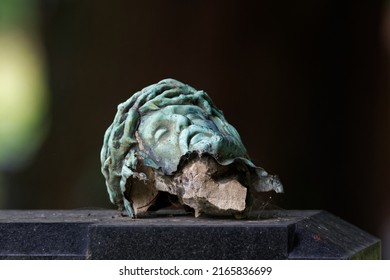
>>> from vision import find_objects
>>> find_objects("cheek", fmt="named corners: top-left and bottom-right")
top-left (138, 123), bottom-right (182, 168)
top-left (153, 135), bottom-right (181, 160)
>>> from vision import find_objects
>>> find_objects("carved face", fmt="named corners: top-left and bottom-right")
top-left (137, 106), bottom-right (192, 173)
top-left (137, 104), bottom-right (247, 175)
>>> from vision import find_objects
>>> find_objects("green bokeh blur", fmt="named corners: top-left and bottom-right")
top-left (0, 0), bottom-right (49, 206)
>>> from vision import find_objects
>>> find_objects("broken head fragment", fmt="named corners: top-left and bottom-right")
top-left (101, 79), bottom-right (283, 218)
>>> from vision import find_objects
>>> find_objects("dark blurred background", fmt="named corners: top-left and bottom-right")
top-left (0, 0), bottom-right (389, 258)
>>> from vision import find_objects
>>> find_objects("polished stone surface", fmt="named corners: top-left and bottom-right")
top-left (0, 210), bottom-right (381, 259)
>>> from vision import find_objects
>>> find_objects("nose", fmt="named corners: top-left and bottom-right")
top-left (179, 125), bottom-right (215, 152)
top-left (171, 114), bottom-right (190, 133)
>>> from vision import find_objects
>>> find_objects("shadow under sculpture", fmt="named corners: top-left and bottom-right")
top-left (101, 79), bottom-right (283, 218)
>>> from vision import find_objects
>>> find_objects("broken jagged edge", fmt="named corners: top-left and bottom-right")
top-left (100, 78), bottom-right (283, 218)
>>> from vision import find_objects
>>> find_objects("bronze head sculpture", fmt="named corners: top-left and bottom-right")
top-left (101, 79), bottom-right (283, 218)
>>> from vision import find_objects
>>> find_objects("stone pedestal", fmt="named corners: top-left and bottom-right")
top-left (0, 210), bottom-right (380, 259)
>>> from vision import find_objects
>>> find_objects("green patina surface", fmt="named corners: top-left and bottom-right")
top-left (101, 79), bottom-right (283, 217)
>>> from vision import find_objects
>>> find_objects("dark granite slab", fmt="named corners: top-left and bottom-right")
top-left (0, 210), bottom-right (381, 259)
